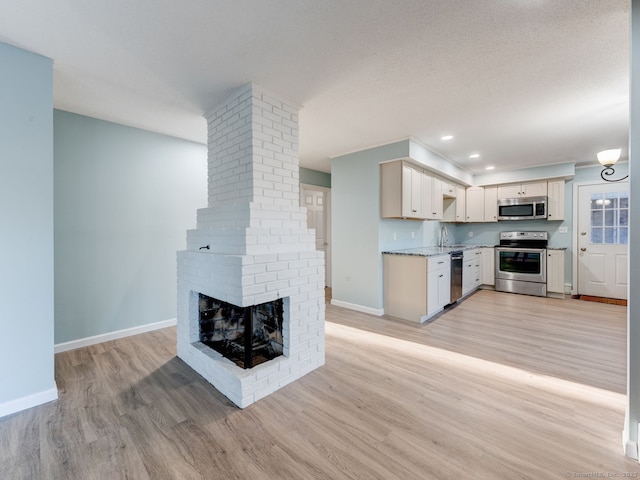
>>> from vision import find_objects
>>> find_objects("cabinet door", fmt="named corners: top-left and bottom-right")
top-left (547, 250), bottom-right (565, 293)
top-left (522, 181), bottom-right (547, 197)
top-left (473, 250), bottom-right (482, 288)
top-left (483, 186), bottom-right (498, 222)
top-left (428, 267), bottom-right (450, 313)
top-left (402, 164), bottom-right (424, 218)
top-left (427, 269), bottom-right (441, 315)
top-left (462, 261), bottom-right (474, 295)
top-left (497, 184), bottom-right (521, 198)
top-left (455, 186), bottom-right (466, 222)
top-left (547, 180), bottom-right (565, 221)
top-left (428, 255), bottom-right (450, 314)
top-left (429, 176), bottom-right (443, 220)
top-left (465, 187), bottom-right (485, 222)
top-left (481, 248), bottom-right (495, 285)
top-left (442, 181), bottom-right (456, 198)
top-left (437, 269), bottom-right (451, 308)
top-left (422, 171), bottom-right (433, 220)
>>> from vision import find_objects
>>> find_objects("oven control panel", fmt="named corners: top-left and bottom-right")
top-left (499, 231), bottom-right (548, 241)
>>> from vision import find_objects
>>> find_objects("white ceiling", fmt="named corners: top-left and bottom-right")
top-left (0, 0), bottom-right (629, 174)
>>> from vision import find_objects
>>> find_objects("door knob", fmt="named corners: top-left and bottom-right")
top-left (580, 247), bottom-right (587, 252)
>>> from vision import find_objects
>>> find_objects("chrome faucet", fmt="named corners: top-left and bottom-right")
top-left (439, 225), bottom-right (449, 247)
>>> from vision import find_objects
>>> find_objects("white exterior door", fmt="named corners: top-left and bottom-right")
top-left (301, 185), bottom-right (331, 287)
top-left (577, 182), bottom-right (628, 299)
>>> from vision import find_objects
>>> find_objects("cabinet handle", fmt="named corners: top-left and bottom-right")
top-left (412, 209), bottom-right (417, 212)
top-left (438, 261), bottom-right (445, 264)
top-left (439, 274), bottom-right (444, 278)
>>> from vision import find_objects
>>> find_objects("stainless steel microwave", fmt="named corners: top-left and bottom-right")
top-left (497, 196), bottom-right (547, 221)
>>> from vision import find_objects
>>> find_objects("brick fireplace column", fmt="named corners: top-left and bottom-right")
top-left (176, 83), bottom-right (325, 408)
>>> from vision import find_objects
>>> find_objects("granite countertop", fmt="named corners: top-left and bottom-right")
top-left (382, 245), bottom-right (493, 257)
top-left (382, 244), bottom-right (567, 257)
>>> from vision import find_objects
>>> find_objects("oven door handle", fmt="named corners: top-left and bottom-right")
top-left (496, 247), bottom-right (546, 254)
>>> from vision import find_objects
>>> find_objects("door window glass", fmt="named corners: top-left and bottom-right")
top-left (590, 192), bottom-right (628, 244)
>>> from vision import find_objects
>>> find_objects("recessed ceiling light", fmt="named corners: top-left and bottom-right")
top-left (485, 166), bottom-right (495, 170)
top-left (469, 153), bottom-right (480, 159)
top-left (441, 135), bottom-right (454, 141)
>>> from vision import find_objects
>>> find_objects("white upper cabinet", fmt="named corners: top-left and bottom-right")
top-left (442, 180), bottom-right (457, 198)
top-left (497, 181), bottom-right (548, 198)
top-left (465, 186), bottom-right (485, 223)
top-left (546, 180), bottom-right (565, 221)
top-left (442, 184), bottom-right (465, 223)
top-left (382, 159), bottom-right (562, 224)
top-left (380, 161), bottom-right (426, 219)
top-left (483, 186), bottom-right (498, 222)
top-left (455, 185), bottom-right (466, 222)
top-left (425, 174), bottom-right (443, 220)
top-left (405, 163), bottom-right (424, 218)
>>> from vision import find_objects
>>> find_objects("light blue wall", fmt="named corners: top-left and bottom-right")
top-left (300, 167), bottom-right (331, 188)
top-left (54, 111), bottom-right (207, 343)
top-left (0, 43), bottom-right (55, 406)
top-left (331, 141), bottom-right (410, 310)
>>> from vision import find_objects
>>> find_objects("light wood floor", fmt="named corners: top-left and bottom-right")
top-left (1, 290), bottom-right (638, 479)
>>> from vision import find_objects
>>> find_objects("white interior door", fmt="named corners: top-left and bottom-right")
top-left (301, 185), bottom-right (331, 287)
top-left (577, 182), bottom-right (628, 299)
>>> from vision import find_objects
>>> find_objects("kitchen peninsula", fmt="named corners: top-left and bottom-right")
top-left (382, 245), bottom-right (494, 323)
top-left (382, 244), bottom-right (565, 323)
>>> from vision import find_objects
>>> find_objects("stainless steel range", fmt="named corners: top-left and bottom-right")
top-left (495, 231), bottom-right (547, 297)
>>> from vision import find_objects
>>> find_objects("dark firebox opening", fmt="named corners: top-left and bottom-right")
top-left (198, 294), bottom-right (284, 369)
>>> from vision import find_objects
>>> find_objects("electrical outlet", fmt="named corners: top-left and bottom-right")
top-left (558, 226), bottom-right (568, 234)
top-left (393, 232), bottom-right (397, 240)
top-left (468, 231), bottom-right (474, 237)
top-left (411, 231), bottom-right (416, 239)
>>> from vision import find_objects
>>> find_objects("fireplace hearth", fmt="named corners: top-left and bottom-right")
top-left (198, 294), bottom-right (283, 369)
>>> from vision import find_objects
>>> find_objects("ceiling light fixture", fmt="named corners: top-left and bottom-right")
top-left (441, 135), bottom-right (454, 141)
top-left (469, 153), bottom-right (480, 159)
top-left (485, 166), bottom-right (495, 170)
top-left (597, 148), bottom-right (627, 182)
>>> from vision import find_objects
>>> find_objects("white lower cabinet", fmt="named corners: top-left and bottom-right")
top-left (547, 249), bottom-right (565, 296)
top-left (462, 249), bottom-right (482, 296)
top-left (383, 253), bottom-right (450, 323)
top-left (427, 255), bottom-right (451, 316)
top-left (481, 247), bottom-right (495, 286)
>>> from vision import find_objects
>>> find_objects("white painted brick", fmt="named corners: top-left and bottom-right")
top-left (179, 84), bottom-right (323, 409)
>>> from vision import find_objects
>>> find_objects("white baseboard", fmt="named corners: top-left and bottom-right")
top-left (55, 318), bottom-right (177, 353)
top-left (0, 384), bottom-right (58, 418)
top-left (624, 439), bottom-right (639, 460)
top-left (330, 299), bottom-right (384, 316)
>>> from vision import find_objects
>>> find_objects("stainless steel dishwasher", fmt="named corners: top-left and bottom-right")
top-left (449, 251), bottom-right (463, 304)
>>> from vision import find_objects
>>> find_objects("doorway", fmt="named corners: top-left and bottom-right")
top-left (301, 184), bottom-right (331, 288)
top-left (576, 182), bottom-right (628, 300)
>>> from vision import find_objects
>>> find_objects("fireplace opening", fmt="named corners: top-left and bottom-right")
top-left (198, 293), bottom-right (284, 369)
